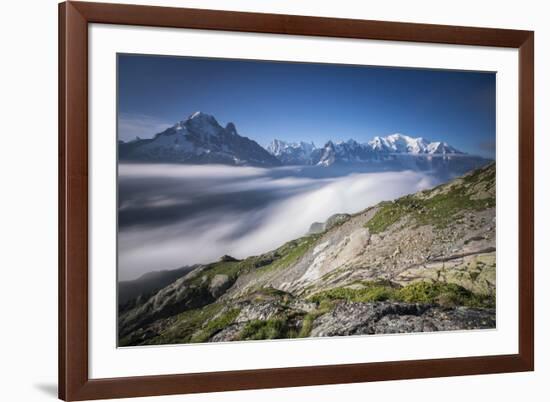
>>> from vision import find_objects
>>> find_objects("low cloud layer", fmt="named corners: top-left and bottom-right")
top-left (118, 164), bottom-right (438, 280)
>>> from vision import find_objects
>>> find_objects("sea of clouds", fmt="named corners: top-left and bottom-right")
top-left (118, 164), bottom-right (439, 280)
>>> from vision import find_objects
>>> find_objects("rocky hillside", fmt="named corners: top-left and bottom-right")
top-left (119, 163), bottom-right (496, 346)
top-left (118, 265), bottom-right (196, 307)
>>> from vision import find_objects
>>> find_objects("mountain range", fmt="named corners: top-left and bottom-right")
top-left (119, 112), bottom-right (482, 168)
top-left (267, 135), bottom-right (463, 167)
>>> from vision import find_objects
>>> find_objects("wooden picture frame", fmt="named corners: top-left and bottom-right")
top-left (59, 1), bottom-right (534, 400)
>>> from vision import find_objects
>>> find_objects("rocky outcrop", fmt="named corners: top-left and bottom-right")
top-left (209, 324), bottom-right (247, 342)
top-left (310, 302), bottom-right (495, 337)
top-left (235, 301), bottom-right (284, 323)
top-left (308, 213), bottom-right (352, 234)
top-left (209, 274), bottom-right (231, 298)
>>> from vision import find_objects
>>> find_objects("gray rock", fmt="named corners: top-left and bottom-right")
top-left (308, 222), bottom-right (325, 235)
top-left (310, 302), bottom-right (495, 337)
top-left (235, 301), bottom-right (283, 323)
top-left (310, 302), bottom-right (430, 337)
top-left (209, 274), bottom-right (231, 298)
top-left (308, 213), bottom-right (351, 234)
top-left (209, 323), bottom-right (246, 342)
top-left (288, 299), bottom-right (318, 313)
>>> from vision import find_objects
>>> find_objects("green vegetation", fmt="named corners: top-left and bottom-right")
top-left (365, 164), bottom-right (496, 234)
top-left (129, 233), bottom-right (322, 345)
top-left (190, 308), bottom-right (241, 343)
top-left (141, 303), bottom-right (223, 345)
top-left (238, 319), bottom-right (292, 340)
top-left (309, 280), bottom-right (397, 303)
top-left (298, 299), bottom-right (334, 337)
top-left (192, 234), bottom-right (322, 287)
top-left (397, 281), bottom-right (491, 307)
top-left (260, 234), bottom-right (322, 273)
top-left (189, 260), bottom-right (244, 285)
top-left (462, 162), bottom-right (496, 189)
top-left (134, 279), bottom-right (493, 346)
top-left (308, 280), bottom-right (494, 308)
top-left (245, 286), bottom-right (293, 303)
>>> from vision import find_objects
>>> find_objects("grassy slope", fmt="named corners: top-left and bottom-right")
top-left (308, 280), bottom-right (494, 308)
top-left (365, 163), bottom-right (495, 233)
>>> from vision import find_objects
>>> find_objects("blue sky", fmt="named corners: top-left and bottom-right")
top-left (118, 54), bottom-right (496, 158)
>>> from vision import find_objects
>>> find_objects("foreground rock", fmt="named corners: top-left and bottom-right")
top-left (310, 302), bottom-right (495, 337)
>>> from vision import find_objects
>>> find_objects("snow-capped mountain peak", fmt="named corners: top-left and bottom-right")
top-left (187, 111), bottom-right (216, 121)
top-left (265, 139), bottom-right (318, 165)
top-left (265, 139), bottom-right (288, 156)
top-left (180, 111), bottom-right (222, 137)
top-left (367, 133), bottom-right (461, 155)
top-left (119, 112), bottom-right (281, 167)
top-left (266, 139), bottom-right (316, 153)
top-left (266, 133), bottom-right (465, 167)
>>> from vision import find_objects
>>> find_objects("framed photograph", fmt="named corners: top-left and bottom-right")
top-left (59, 1), bottom-right (534, 400)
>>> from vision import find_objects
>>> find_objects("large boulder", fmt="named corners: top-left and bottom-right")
top-left (310, 302), bottom-right (495, 337)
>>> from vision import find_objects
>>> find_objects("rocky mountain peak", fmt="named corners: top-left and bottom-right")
top-left (265, 139), bottom-right (318, 165)
top-left (118, 112), bottom-right (280, 167)
top-left (225, 122), bottom-right (237, 135)
top-left (188, 111), bottom-right (212, 121)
